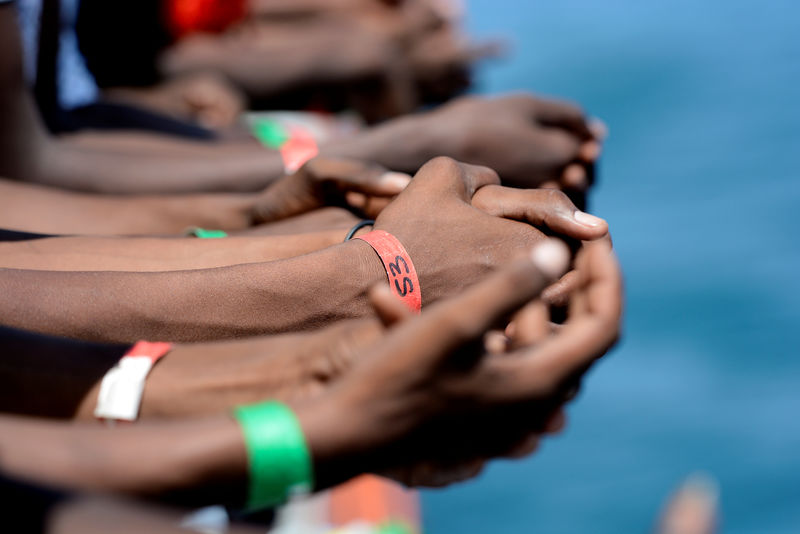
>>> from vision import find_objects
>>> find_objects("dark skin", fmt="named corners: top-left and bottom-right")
top-left (0, 158), bottom-right (608, 343)
top-left (0, 157), bottom-right (410, 236)
top-left (0, 5), bottom-right (602, 195)
top-left (0, 239), bottom-right (623, 505)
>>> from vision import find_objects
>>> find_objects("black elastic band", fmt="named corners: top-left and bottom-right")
top-left (343, 220), bottom-right (375, 242)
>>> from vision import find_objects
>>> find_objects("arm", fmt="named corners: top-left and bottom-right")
top-left (0, 232), bottom-right (347, 271)
top-left (0, 239), bottom-right (621, 502)
top-left (0, 240), bottom-right (385, 342)
top-left (0, 158), bottom-right (405, 235)
top-left (0, 158), bottom-right (607, 343)
top-left (0, 6), bottom-right (284, 194)
top-left (0, 178), bottom-right (256, 235)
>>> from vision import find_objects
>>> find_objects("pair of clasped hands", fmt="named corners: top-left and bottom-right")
top-left (143, 154), bottom-right (623, 490)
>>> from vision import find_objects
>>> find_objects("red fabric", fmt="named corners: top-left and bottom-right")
top-left (355, 230), bottom-right (422, 314)
top-left (166, 0), bottom-right (247, 38)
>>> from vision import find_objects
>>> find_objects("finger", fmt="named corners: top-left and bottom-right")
top-left (561, 164), bottom-right (590, 191)
top-left (541, 269), bottom-right (581, 307)
top-left (387, 239), bottom-right (570, 363)
top-left (588, 118), bottom-right (608, 141)
top-left (487, 245), bottom-right (622, 401)
top-left (363, 197), bottom-right (394, 219)
top-left (337, 170), bottom-right (412, 197)
top-left (539, 180), bottom-right (560, 190)
top-left (484, 330), bottom-right (509, 355)
top-left (306, 157), bottom-right (412, 196)
top-left (504, 433), bottom-right (540, 459)
top-left (472, 186), bottom-right (608, 241)
top-left (578, 141), bottom-right (602, 162)
top-left (507, 300), bottom-right (550, 350)
top-left (543, 408), bottom-right (566, 434)
top-left (532, 97), bottom-right (593, 140)
top-left (368, 284), bottom-right (414, 327)
top-left (656, 474), bottom-right (719, 534)
top-left (345, 192), bottom-right (394, 218)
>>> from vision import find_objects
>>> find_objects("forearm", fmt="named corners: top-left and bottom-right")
top-left (34, 138), bottom-right (285, 194)
top-left (0, 179), bottom-right (257, 235)
top-left (0, 241), bottom-right (384, 343)
top-left (0, 232), bottom-right (345, 271)
top-left (0, 415), bottom-right (248, 506)
top-left (160, 29), bottom-right (387, 98)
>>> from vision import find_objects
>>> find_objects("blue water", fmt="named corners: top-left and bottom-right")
top-left (421, 1), bottom-right (800, 532)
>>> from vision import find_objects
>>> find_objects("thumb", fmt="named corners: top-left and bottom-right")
top-left (472, 186), bottom-right (608, 241)
top-left (368, 284), bottom-right (414, 328)
top-left (397, 239), bottom-right (571, 363)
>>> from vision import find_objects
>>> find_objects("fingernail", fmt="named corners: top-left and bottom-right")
top-left (530, 239), bottom-right (570, 279)
top-left (380, 172), bottom-right (412, 190)
top-left (574, 210), bottom-right (606, 228)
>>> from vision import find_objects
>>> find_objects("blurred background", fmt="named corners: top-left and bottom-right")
top-left (421, 0), bottom-right (800, 532)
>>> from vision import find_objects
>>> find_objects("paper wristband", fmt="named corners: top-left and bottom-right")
top-left (233, 401), bottom-right (313, 510)
top-left (355, 230), bottom-right (422, 314)
top-left (94, 341), bottom-right (173, 422)
top-left (189, 227), bottom-right (228, 239)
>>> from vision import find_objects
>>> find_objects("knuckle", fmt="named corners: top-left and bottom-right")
top-left (423, 156), bottom-right (463, 175)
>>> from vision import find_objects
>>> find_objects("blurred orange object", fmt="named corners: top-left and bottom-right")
top-left (166, 0), bottom-right (247, 38)
top-left (329, 475), bottom-right (420, 532)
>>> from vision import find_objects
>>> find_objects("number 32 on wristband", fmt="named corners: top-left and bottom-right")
top-left (356, 230), bottom-right (422, 313)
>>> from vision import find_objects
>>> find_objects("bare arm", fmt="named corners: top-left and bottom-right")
top-left (0, 178), bottom-right (256, 235)
top-left (0, 240), bottom-right (384, 343)
top-left (0, 232), bottom-right (347, 271)
top-left (0, 6), bottom-right (284, 194)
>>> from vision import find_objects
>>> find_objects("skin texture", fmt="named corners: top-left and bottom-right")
top-left (0, 233), bottom-right (347, 272)
top-left (325, 94), bottom-right (606, 197)
top-left (0, 239), bottom-right (623, 505)
top-left (0, 158), bottom-right (607, 342)
top-left (0, 158), bottom-right (407, 236)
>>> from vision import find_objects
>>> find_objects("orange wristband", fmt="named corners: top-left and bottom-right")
top-left (355, 230), bottom-right (422, 314)
top-left (280, 126), bottom-right (319, 173)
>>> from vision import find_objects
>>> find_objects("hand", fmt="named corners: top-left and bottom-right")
top-left (370, 157), bottom-right (607, 304)
top-left (297, 237), bottom-right (623, 489)
top-left (106, 73), bottom-right (246, 130)
top-left (331, 94), bottom-right (606, 193)
top-left (251, 157), bottom-right (411, 224)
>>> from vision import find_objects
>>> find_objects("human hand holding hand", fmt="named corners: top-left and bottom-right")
top-left (295, 237), bottom-right (623, 489)
top-left (331, 94), bottom-right (606, 195)
top-left (371, 157), bottom-right (607, 304)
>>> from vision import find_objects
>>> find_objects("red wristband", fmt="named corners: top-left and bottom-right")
top-left (355, 230), bottom-right (422, 314)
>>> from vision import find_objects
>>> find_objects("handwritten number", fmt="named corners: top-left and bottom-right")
top-left (394, 277), bottom-right (414, 297)
top-left (388, 256), bottom-right (410, 277)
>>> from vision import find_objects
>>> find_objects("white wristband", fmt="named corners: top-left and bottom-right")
top-left (94, 341), bottom-right (172, 422)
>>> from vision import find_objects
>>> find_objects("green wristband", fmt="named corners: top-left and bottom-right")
top-left (189, 228), bottom-right (228, 239)
top-left (233, 401), bottom-right (314, 510)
